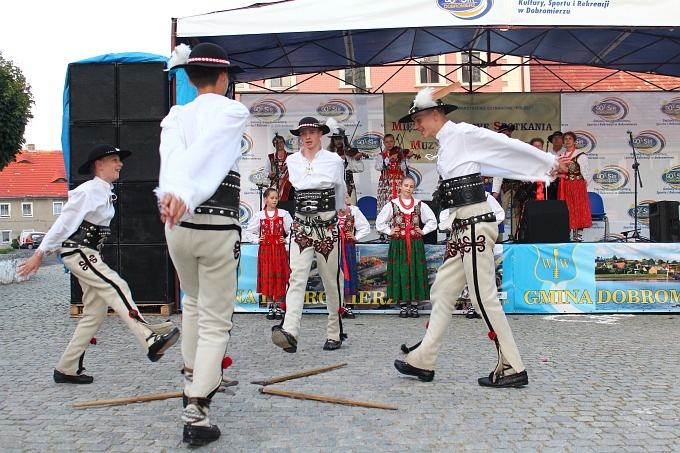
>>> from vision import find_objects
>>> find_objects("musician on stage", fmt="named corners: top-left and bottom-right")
top-left (264, 133), bottom-right (295, 202)
top-left (375, 134), bottom-right (414, 214)
top-left (327, 119), bottom-right (364, 205)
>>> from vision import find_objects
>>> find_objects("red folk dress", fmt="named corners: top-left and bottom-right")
top-left (558, 152), bottom-right (592, 229)
top-left (255, 209), bottom-right (291, 300)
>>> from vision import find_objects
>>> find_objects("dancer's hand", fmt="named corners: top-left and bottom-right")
top-left (17, 250), bottom-right (44, 277)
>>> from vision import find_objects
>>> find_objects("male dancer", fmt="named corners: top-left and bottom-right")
top-left (394, 88), bottom-right (567, 387)
top-left (159, 42), bottom-right (249, 446)
top-left (271, 117), bottom-right (347, 352)
top-left (18, 144), bottom-right (180, 384)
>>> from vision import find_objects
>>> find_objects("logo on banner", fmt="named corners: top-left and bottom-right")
top-left (629, 130), bottom-right (666, 155)
top-left (240, 133), bottom-right (255, 158)
top-left (533, 245), bottom-right (577, 285)
top-left (591, 97), bottom-right (629, 121)
top-left (249, 99), bottom-right (286, 122)
top-left (285, 136), bottom-right (301, 152)
top-left (316, 99), bottom-right (354, 122)
top-left (239, 201), bottom-right (254, 225)
top-left (405, 168), bottom-right (423, 188)
top-left (436, 0), bottom-right (493, 20)
top-left (353, 132), bottom-right (383, 155)
top-left (661, 165), bottom-right (680, 189)
top-left (593, 165), bottom-right (629, 190)
top-left (660, 97), bottom-right (680, 120)
top-left (248, 167), bottom-right (270, 188)
top-left (574, 130), bottom-right (597, 153)
top-left (627, 200), bottom-right (653, 224)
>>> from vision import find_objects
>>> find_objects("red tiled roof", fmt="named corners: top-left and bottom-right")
top-left (0, 151), bottom-right (68, 198)
top-left (530, 60), bottom-right (680, 92)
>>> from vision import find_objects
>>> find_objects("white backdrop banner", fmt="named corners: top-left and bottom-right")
top-left (238, 93), bottom-right (385, 230)
top-left (561, 92), bottom-right (680, 241)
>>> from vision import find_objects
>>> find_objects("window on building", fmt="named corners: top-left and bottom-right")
top-left (53, 202), bottom-right (63, 215)
top-left (417, 56), bottom-right (444, 85)
top-left (461, 52), bottom-right (483, 84)
top-left (340, 68), bottom-right (371, 89)
top-left (0, 203), bottom-right (9, 217)
top-left (22, 203), bottom-right (33, 217)
top-left (1, 231), bottom-right (11, 244)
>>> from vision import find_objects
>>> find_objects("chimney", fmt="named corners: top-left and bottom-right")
top-left (26, 144), bottom-right (36, 151)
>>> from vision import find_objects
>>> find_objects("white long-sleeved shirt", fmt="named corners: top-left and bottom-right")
top-left (157, 93), bottom-right (250, 215)
top-left (242, 208), bottom-right (294, 243)
top-left (38, 177), bottom-right (115, 253)
top-left (286, 149), bottom-right (346, 212)
top-left (374, 151), bottom-right (409, 172)
top-left (376, 197), bottom-right (437, 236)
top-left (340, 205), bottom-right (371, 241)
top-left (436, 121), bottom-right (558, 183)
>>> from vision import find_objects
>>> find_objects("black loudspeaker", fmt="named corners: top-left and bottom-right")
top-left (69, 64), bottom-right (117, 122)
top-left (69, 244), bottom-right (120, 303)
top-left (517, 200), bottom-right (570, 243)
top-left (117, 182), bottom-right (165, 244)
top-left (119, 244), bottom-right (173, 303)
top-left (69, 123), bottom-right (118, 181)
top-left (117, 121), bottom-right (161, 182)
top-left (118, 62), bottom-right (169, 120)
top-left (649, 201), bottom-right (680, 242)
top-left (278, 199), bottom-right (296, 218)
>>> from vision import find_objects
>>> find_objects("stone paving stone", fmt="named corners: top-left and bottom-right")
top-left (0, 265), bottom-right (678, 452)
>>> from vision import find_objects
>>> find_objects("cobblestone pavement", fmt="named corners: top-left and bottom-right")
top-left (1, 264), bottom-right (678, 452)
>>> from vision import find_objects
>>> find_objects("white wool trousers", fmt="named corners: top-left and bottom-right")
top-left (58, 246), bottom-right (151, 375)
top-left (404, 202), bottom-right (525, 376)
top-left (282, 211), bottom-right (344, 342)
top-left (165, 214), bottom-right (240, 399)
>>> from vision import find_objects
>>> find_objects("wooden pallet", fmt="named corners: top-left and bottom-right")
top-left (69, 303), bottom-right (173, 318)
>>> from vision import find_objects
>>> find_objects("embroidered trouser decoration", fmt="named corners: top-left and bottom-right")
top-left (58, 247), bottom-right (153, 375)
top-left (401, 207), bottom-right (524, 377)
top-left (283, 213), bottom-right (344, 342)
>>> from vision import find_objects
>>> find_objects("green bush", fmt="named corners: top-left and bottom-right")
top-left (11, 238), bottom-right (19, 249)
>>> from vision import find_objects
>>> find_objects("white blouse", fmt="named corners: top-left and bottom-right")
top-left (339, 205), bottom-right (371, 241)
top-left (376, 197), bottom-right (437, 236)
top-left (242, 208), bottom-right (294, 244)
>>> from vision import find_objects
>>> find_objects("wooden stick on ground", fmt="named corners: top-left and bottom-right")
top-left (250, 362), bottom-right (347, 386)
top-left (259, 387), bottom-right (397, 411)
top-left (73, 379), bottom-right (237, 408)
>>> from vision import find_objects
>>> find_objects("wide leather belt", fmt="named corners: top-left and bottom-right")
top-left (197, 171), bottom-right (240, 215)
top-left (63, 220), bottom-right (111, 250)
top-left (295, 188), bottom-right (335, 214)
top-left (452, 212), bottom-right (497, 230)
top-left (438, 173), bottom-right (486, 209)
top-left (294, 214), bottom-right (338, 228)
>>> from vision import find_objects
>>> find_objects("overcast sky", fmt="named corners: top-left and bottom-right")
top-left (0, 1), bottom-right (253, 151)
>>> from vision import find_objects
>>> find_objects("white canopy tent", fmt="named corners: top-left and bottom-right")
top-left (172, 0), bottom-right (680, 88)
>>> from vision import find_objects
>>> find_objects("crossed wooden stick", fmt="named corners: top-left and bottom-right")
top-left (73, 363), bottom-right (397, 411)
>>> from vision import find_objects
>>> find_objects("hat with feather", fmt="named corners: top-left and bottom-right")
top-left (398, 85), bottom-right (459, 123)
top-left (326, 118), bottom-right (345, 138)
top-left (167, 42), bottom-right (244, 74)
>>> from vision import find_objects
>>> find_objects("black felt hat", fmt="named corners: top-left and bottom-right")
top-left (498, 123), bottom-right (516, 134)
top-left (289, 117), bottom-right (331, 136)
top-left (77, 144), bottom-right (131, 175)
top-left (168, 42), bottom-right (244, 74)
top-left (547, 131), bottom-right (563, 143)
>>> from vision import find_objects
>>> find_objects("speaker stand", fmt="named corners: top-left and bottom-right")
top-left (621, 131), bottom-right (651, 242)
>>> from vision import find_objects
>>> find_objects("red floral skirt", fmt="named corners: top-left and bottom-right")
top-left (559, 179), bottom-right (592, 229)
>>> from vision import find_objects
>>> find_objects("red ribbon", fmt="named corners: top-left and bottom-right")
top-left (403, 213), bottom-right (413, 264)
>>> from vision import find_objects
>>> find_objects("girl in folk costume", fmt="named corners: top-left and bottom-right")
top-left (375, 133), bottom-right (413, 215)
top-left (338, 195), bottom-right (371, 319)
top-left (243, 188), bottom-right (293, 320)
top-left (376, 176), bottom-right (437, 318)
top-left (264, 133), bottom-right (294, 201)
top-left (557, 131), bottom-right (592, 242)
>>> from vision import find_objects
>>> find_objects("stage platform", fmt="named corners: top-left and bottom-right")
top-left (236, 241), bottom-right (680, 314)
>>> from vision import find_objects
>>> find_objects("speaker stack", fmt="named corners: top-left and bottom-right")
top-left (68, 62), bottom-right (175, 305)
top-left (516, 200), bottom-right (570, 243)
top-left (649, 201), bottom-right (680, 242)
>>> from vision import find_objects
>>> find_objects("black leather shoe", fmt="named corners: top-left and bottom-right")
top-left (394, 360), bottom-right (434, 382)
top-left (323, 339), bottom-right (342, 350)
top-left (183, 424), bottom-right (221, 446)
top-left (53, 369), bottom-right (93, 384)
top-left (147, 327), bottom-right (180, 362)
top-left (271, 326), bottom-right (297, 353)
top-left (478, 370), bottom-right (528, 388)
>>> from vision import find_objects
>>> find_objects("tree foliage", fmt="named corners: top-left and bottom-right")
top-left (0, 51), bottom-right (34, 171)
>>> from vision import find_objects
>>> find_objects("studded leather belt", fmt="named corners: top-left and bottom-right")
top-left (63, 220), bottom-right (111, 250)
top-left (295, 188), bottom-right (336, 214)
top-left (197, 171), bottom-right (240, 216)
top-left (451, 212), bottom-right (497, 230)
top-left (438, 173), bottom-right (486, 209)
